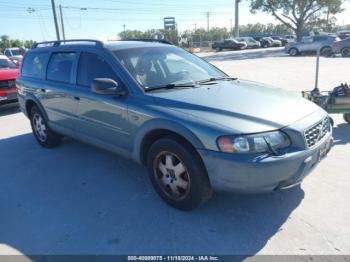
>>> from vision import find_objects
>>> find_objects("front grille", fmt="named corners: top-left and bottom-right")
top-left (304, 117), bottom-right (331, 148)
top-left (0, 79), bottom-right (16, 91)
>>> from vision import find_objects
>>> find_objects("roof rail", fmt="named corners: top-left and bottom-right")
top-left (32, 39), bottom-right (104, 49)
top-left (118, 39), bottom-right (173, 45)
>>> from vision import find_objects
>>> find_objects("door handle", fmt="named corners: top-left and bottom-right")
top-left (73, 96), bottom-right (80, 101)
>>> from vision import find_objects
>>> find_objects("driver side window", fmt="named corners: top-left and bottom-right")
top-left (77, 52), bottom-right (123, 88)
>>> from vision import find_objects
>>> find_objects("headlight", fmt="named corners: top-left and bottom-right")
top-left (217, 131), bottom-right (290, 154)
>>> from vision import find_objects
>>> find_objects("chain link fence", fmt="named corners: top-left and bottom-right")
top-left (188, 41), bottom-right (214, 52)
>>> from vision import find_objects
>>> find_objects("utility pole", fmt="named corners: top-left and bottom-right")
top-left (230, 19), bottom-right (232, 34)
top-left (123, 24), bottom-right (126, 33)
top-left (59, 5), bottom-right (65, 41)
top-left (194, 23), bottom-right (197, 31)
top-left (234, 0), bottom-right (240, 38)
top-left (51, 0), bottom-right (60, 40)
top-left (205, 12), bottom-right (210, 32)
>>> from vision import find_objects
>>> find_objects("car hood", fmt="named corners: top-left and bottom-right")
top-left (150, 80), bottom-right (320, 133)
top-left (0, 67), bottom-right (19, 81)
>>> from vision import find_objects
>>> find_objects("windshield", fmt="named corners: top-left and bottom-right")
top-left (0, 58), bottom-right (17, 68)
top-left (244, 37), bottom-right (254, 42)
top-left (112, 46), bottom-right (226, 89)
top-left (10, 49), bottom-right (20, 56)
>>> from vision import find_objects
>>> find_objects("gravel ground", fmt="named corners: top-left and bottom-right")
top-left (0, 48), bottom-right (350, 257)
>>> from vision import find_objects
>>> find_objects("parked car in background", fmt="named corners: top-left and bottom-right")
top-left (4, 47), bottom-right (23, 62)
top-left (285, 35), bottom-right (340, 56)
top-left (0, 55), bottom-right (19, 106)
top-left (337, 31), bottom-right (350, 40)
top-left (17, 39), bottom-right (333, 210)
top-left (264, 37), bottom-right (282, 47)
top-left (237, 37), bottom-right (261, 48)
top-left (253, 36), bottom-right (273, 48)
top-left (212, 38), bottom-right (247, 51)
top-left (284, 35), bottom-right (297, 44)
top-left (332, 37), bottom-right (350, 57)
top-left (271, 36), bottom-right (288, 46)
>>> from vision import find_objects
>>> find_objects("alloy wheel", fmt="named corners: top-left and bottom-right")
top-left (289, 48), bottom-right (297, 56)
top-left (153, 151), bottom-right (190, 201)
top-left (33, 113), bottom-right (47, 142)
top-left (321, 47), bottom-right (332, 57)
top-left (341, 48), bottom-right (350, 57)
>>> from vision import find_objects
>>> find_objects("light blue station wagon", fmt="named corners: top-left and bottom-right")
top-left (17, 39), bottom-right (333, 210)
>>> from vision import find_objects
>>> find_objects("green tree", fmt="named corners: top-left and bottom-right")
top-left (118, 30), bottom-right (146, 40)
top-left (0, 35), bottom-right (11, 50)
top-left (11, 39), bottom-right (22, 47)
top-left (249, 0), bottom-right (344, 40)
top-left (161, 29), bottom-right (179, 45)
top-left (24, 40), bottom-right (35, 48)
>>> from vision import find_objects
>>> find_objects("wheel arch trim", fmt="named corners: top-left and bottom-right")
top-left (24, 94), bottom-right (49, 121)
top-left (132, 119), bottom-right (205, 164)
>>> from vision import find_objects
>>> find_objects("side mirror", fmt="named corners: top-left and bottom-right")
top-left (91, 78), bottom-right (126, 96)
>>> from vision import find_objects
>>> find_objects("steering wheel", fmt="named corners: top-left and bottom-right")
top-left (174, 70), bottom-right (194, 83)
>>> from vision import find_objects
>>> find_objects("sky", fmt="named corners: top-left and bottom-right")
top-left (1, 0), bottom-right (350, 42)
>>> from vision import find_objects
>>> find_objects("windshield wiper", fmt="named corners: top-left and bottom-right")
top-left (144, 83), bottom-right (196, 92)
top-left (197, 76), bottom-right (238, 84)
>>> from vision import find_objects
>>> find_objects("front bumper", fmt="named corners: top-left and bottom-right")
top-left (198, 132), bottom-right (333, 193)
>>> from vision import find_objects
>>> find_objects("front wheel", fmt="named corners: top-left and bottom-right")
top-left (289, 48), bottom-right (298, 56)
top-left (321, 47), bottom-right (332, 57)
top-left (147, 138), bottom-right (212, 210)
top-left (341, 48), bottom-right (350, 57)
top-left (30, 106), bottom-right (62, 148)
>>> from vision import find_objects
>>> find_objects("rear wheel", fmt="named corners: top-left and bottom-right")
top-left (147, 138), bottom-right (212, 210)
top-left (289, 48), bottom-right (298, 56)
top-left (215, 47), bottom-right (221, 52)
top-left (343, 113), bottom-right (350, 123)
top-left (341, 48), bottom-right (350, 57)
top-left (30, 106), bottom-right (62, 148)
top-left (321, 46), bottom-right (332, 57)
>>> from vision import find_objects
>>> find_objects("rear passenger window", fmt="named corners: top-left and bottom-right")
top-left (314, 36), bottom-right (327, 42)
top-left (21, 52), bottom-right (48, 79)
top-left (47, 52), bottom-right (76, 83)
top-left (77, 52), bottom-right (120, 87)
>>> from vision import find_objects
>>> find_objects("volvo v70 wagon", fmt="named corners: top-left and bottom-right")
top-left (17, 39), bottom-right (333, 210)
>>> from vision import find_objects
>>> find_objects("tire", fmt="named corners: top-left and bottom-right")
top-left (147, 137), bottom-right (213, 210)
top-left (343, 113), bottom-right (350, 123)
top-left (289, 48), bottom-right (298, 56)
top-left (30, 106), bottom-right (62, 148)
top-left (341, 47), bottom-right (350, 57)
top-left (321, 46), bottom-right (332, 57)
top-left (215, 47), bottom-right (221, 52)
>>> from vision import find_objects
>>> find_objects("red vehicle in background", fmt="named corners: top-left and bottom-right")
top-left (0, 54), bottom-right (19, 106)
